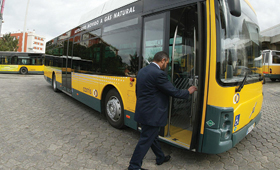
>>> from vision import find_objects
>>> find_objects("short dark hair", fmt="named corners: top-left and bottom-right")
top-left (153, 51), bottom-right (169, 62)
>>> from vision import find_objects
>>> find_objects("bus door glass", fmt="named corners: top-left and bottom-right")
top-left (66, 38), bottom-right (74, 93)
top-left (59, 40), bottom-right (67, 91)
top-left (166, 4), bottom-right (199, 148)
top-left (263, 52), bottom-right (269, 74)
top-left (142, 13), bottom-right (167, 67)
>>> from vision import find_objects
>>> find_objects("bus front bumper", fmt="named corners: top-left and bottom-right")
top-left (201, 105), bottom-right (262, 154)
top-left (232, 111), bottom-right (262, 147)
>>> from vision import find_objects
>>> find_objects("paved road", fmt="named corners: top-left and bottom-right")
top-left (0, 74), bottom-right (279, 170)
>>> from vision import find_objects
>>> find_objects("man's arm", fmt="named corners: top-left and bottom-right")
top-left (156, 72), bottom-right (197, 99)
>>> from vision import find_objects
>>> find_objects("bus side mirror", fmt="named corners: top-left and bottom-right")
top-left (228, 0), bottom-right (241, 17)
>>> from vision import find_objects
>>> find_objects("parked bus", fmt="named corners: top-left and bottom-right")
top-left (0, 52), bottom-right (44, 74)
top-left (262, 50), bottom-right (280, 82)
top-left (44, 0), bottom-right (263, 154)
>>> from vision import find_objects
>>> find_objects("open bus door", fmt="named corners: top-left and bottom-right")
top-left (142, 2), bottom-right (206, 150)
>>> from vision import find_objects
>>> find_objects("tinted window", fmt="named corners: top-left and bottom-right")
top-left (101, 28), bottom-right (140, 76)
top-left (73, 38), bottom-right (101, 74)
top-left (104, 18), bottom-right (138, 33)
top-left (0, 56), bottom-right (5, 64)
top-left (18, 56), bottom-right (31, 65)
top-left (83, 29), bottom-right (101, 40)
top-left (273, 52), bottom-right (280, 64)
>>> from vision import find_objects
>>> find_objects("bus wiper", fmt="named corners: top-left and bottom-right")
top-left (235, 72), bottom-right (247, 93)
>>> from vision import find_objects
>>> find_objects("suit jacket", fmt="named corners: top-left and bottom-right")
top-left (134, 63), bottom-right (190, 127)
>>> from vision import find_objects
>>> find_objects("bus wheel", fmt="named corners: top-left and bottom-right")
top-left (105, 89), bottom-right (125, 129)
top-left (20, 67), bottom-right (28, 74)
top-left (270, 78), bottom-right (276, 82)
top-left (52, 74), bottom-right (59, 92)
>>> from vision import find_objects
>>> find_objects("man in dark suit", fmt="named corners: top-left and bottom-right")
top-left (128, 51), bottom-right (197, 170)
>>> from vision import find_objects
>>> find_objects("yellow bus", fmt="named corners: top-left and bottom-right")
top-left (0, 52), bottom-right (44, 74)
top-left (263, 50), bottom-right (280, 82)
top-left (44, 0), bottom-right (263, 154)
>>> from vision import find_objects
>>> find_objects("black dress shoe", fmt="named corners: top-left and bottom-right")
top-left (156, 155), bottom-right (171, 165)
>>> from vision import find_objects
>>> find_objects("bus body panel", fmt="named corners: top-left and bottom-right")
top-left (72, 73), bottom-right (136, 112)
top-left (45, 70), bottom-right (138, 130)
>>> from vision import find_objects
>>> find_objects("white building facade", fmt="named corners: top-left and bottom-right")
top-left (26, 31), bottom-right (46, 53)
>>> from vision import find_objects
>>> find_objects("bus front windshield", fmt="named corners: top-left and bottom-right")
top-left (217, 0), bottom-right (262, 85)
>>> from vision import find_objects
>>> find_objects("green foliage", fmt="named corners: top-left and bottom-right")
top-left (0, 33), bottom-right (19, 51)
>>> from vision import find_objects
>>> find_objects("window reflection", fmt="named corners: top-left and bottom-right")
top-left (71, 29), bottom-right (140, 76)
top-left (217, 0), bottom-right (261, 85)
top-left (143, 16), bottom-right (165, 66)
top-left (46, 17), bottom-right (140, 76)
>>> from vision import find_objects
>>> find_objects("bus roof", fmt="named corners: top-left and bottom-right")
top-left (78, 0), bottom-right (137, 25)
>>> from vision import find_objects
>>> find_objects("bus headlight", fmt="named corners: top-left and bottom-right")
top-left (220, 113), bottom-right (233, 141)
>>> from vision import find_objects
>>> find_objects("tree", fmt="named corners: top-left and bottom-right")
top-left (0, 33), bottom-right (19, 51)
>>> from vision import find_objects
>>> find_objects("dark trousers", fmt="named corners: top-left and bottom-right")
top-left (128, 124), bottom-right (165, 170)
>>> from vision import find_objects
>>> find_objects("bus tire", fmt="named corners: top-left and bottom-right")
top-left (105, 89), bottom-right (125, 129)
top-left (270, 78), bottom-right (276, 82)
top-left (52, 74), bottom-right (59, 92)
top-left (20, 67), bottom-right (28, 74)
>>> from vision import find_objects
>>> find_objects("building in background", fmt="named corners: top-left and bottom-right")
top-left (10, 31), bottom-right (46, 53)
top-left (261, 24), bottom-right (280, 50)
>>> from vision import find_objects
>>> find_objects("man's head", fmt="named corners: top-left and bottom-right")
top-left (153, 51), bottom-right (169, 71)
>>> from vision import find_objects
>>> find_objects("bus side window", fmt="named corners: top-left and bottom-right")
top-left (102, 18), bottom-right (141, 76)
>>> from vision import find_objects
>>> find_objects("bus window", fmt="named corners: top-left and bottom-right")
top-left (103, 18), bottom-right (138, 33)
top-left (18, 56), bottom-right (31, 65)
top-left (217, 0), bottom-right (262, 85)
top-left (272, 52), bottom-right (280, 64)
top-left (82, 28), bottom-right (101, 41)
top-left (74, 35), bottom-right (81, 43)
top-left (101, 29), bottom-right (140, 76)
top-left (0, 56), bottom-right (4, 64)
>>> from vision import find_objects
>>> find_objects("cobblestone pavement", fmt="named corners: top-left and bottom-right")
top-left (0, 74), bottom-right (279, 170)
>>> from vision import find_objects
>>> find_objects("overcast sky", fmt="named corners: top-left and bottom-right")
top-left (1, 0), bottom-right (279, 42)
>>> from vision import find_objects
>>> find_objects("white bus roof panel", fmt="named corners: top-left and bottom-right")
top-left (78, 0), bottom-right (138, 25)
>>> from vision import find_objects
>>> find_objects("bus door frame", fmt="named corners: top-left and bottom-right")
top-left (66, 38), bottom-right (74, 94)
top-left (62, 38), bottom-right (73, 94)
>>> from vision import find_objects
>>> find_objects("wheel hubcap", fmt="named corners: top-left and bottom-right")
top-left (106, 96), bottom-right (121, 122)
